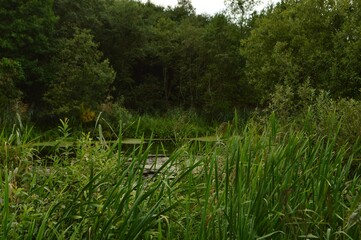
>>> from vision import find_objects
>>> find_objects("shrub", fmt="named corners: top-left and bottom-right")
top-left (44, 29), bottom-right (115, 121)
top-left (265, 82), bottom-right (361, 151)
top-left (0, 58), bottom-right (24, 123)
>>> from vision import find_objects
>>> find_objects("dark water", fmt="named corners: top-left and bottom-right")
top-left (32, 136), bottom-right (220, 159)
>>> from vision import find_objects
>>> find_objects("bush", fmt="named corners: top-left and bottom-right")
top-left (0, 58), bottom-right (24, 123)
top-left (96, 97), bottom-right (133, 138)
top-left (265, 82), bottom-right (361, 151)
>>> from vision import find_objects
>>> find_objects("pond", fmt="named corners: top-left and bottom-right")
top-left (30, 135), bottom-right (223, 176)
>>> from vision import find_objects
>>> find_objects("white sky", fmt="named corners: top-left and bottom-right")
top-left (140, 0), bottom-right (277, 15)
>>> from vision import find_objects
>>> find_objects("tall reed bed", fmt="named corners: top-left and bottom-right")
top-left (1, 116), bottom-right (360, 239)
top-left (184, 116), bottom-right (361, 239)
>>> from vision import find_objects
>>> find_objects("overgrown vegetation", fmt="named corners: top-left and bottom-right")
top-left (1, 107), bottom-right (361, 239)
top-left (2, 0), bottom-right (361, 238)
top-left (3, 0), bottom-right (360, 125)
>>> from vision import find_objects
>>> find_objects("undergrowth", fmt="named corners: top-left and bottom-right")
top-left (1, 113), bottom-right (361, 239)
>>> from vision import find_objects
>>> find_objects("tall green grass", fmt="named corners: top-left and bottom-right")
top-left (1, 115), bottom-right (361, 239)
top-left (189, 115), bottom-right (361, 239)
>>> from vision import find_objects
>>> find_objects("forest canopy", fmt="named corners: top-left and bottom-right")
top-left (1, 0), bottom-right (361, 125)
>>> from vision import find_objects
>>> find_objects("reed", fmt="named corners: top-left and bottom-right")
top-left (0, 115), bottom-right (360, 239)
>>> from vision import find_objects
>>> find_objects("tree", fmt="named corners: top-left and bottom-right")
top-left (330, 0), bottom-right (361, 98)
top-left (199, 14), bottom-right (254, 118)
top-left (0, 58), bottom-right (24, 118)
top-left (53, 0), bottom-right (107, 38)
top-left (0, 0), bottom-right (57, 105)
top-left (225, 0), bottom-right (260, 27)
top-left (172, 16), bottom-right (207, 109)
top-left (137, 15), bottom-right (179, 110)
top-left (97, 0), bottom-right (149, 109)
top-left (59, 0), bottom-right (255, 117)
top-left (241, 0), bottom-right (360, 102)
top-left (44, 29), bottom-right (115, 119)
top-left (170, 0), bottom-right (195, 21)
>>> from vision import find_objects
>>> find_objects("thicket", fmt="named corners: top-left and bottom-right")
top-left (2, 1), bottom-right (361, 238)
top-left (1, 0), bottom-right (361, 128)
top-left (1, 110), bottom-right (361, 239)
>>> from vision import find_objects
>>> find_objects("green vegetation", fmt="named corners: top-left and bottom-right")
top-left (2, 0), bottom-right (361, 238)
top-left (1, 108), bottom-right (361, 239)
top-left (44, 29), bottom-right (116, 119)
top-left (2, 0), bottom-right (361, 123)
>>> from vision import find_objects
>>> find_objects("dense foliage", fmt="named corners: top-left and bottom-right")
top-left (1, 0), bottom-right (247, 123)
top-left (1, 111), bottom-right (361, 239)
top-left (0, 0), bottom-right (56, 109)
top-left (2, 0), bottom-right (361, 238)
top-left (1, 0), bottom-right (361, 125)
top-left (44, 29), bottom-right (115, 119)
top-left (242, 0), bottom-right (361, 102)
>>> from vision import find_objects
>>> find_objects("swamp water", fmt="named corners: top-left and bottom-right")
top-left (31, 136), bottom-right (222, 176)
